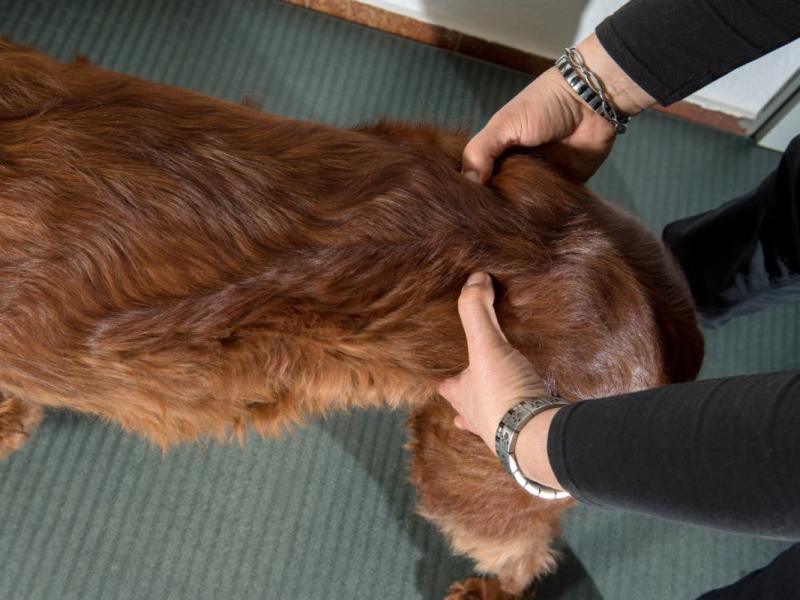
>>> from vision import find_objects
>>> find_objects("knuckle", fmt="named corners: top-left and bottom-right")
top-left (457, 285), bottom-right (487, 308)
top-left (437, 380), bottom-right (452, 397)
top-left (462, 141), bottom-right (484, 166)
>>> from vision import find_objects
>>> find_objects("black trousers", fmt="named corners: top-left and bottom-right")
top-left (663, 135), bottom-right (800, 325)
top-left (698, 543), bottom-right (800, 599)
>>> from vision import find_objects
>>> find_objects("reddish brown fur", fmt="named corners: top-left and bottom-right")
top-left (0, 40), bottom-right (703, 597)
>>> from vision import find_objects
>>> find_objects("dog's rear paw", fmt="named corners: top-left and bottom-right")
top-left (446, 577), bottom-right (527, 600)
top-left (0, 396), bottom-right (44, 460)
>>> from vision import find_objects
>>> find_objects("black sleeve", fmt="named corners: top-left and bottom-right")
top-left (595, 0), bottom-right (800, 105)
top-left (547, 370), bottom-right (800, 539)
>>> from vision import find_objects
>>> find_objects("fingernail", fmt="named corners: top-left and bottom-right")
top-left (463, 170), bottom-right (479, 182)
top-left (466, 272), bottom-right (489, 286)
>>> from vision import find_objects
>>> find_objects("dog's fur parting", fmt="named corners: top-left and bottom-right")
top-left (0, 40), bottom-right (703, 597)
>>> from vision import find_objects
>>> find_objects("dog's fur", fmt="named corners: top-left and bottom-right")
top-left (0, 40), bottom-right (703, 598)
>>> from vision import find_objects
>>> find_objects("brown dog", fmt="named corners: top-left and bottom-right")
top-left (0, 40), bottom-right (703, 598)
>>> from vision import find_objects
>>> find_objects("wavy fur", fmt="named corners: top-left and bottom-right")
top-left (0, 40), bottom-right (703, 597)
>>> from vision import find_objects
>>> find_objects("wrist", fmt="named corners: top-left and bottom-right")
top-left (574, 32), bottom-right (655, 117)
top-left (495, 398), bottom-right (569, 499)
top-left (514, 407), bottom-right (563, 491)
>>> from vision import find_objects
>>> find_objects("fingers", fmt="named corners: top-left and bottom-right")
top-left (555, 112), bottom-right (616, 182)
top-left (438, 272), bottom-right (512, 441)
top-left (461, 115), bottom-right (519, 184)
top-left (462, 67), bottom-right (600, 185)
top-left (437, 375), bottom-right (457, 404)
top-left (439, 378), bottom-right (472, 432)
top-left (457, 272), bottom-right (508, 364)
top-left (438, 376), bottom-right (468, 430)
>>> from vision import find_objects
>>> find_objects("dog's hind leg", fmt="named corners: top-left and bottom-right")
top-left (407, 399), bottom-right (569, 599)
top-left (438, 523), bottom-right (562, 599)
top-left (0, 392), bottom-right (44, 460)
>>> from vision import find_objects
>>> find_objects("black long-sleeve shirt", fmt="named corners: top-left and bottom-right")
top-left (548, 371), bottom-right (800, 539)
top-left (557, 2), bottom-right (800, 595)
top-left (596, 0), bottom-right (800, 105)
top-left (580, 5), bottom-right (800, 532)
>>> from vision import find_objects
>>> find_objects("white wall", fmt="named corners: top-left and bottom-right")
top-left (759, 93), bottom-right (800, 152)
top-left (359, 0), bottom-right (800, 120)
top-left (358, 0), bottom-right (585, 60)
top-left (359, 0), bottom-right (587, 58)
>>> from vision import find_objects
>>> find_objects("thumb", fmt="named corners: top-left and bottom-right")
top-left (462, 117), bottom-right (519, 184)
top-left (457, 272), bottom-right (509, 364)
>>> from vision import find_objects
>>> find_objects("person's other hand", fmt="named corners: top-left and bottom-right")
top-left (437, 272), bottom-right (547, 451)
top-left (463, 66), bottom-right (614, 183)
top-left (462, 33), bottom-right (655, 183)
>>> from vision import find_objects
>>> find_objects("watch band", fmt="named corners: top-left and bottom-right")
top-left (495, 397), bottom-right (571, 500)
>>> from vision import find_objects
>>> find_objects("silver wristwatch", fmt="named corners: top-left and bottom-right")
top-left (495, 397), bottom-right (571, 500)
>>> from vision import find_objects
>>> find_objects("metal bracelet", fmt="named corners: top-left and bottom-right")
top-left (495, 397), bottom-right (571, 500)
top-left (555, 47), bottom-right (630, 134)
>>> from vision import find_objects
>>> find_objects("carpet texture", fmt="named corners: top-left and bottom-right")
top-left (0, 1), bottom-right (797, 599)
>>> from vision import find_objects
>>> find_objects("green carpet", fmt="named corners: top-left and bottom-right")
top-left (0, 1), bottom-right (796, 599)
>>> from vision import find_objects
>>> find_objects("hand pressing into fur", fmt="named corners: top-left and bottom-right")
top-left (462, 67), bottom-right (614, 184)
top-left (438, 272), bottom-right (548, 450)
top-left (438, 272), bottom-right (565, 491)
top-left (462, 33), bottom-right (655, 183)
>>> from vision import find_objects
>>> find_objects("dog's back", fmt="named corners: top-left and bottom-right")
top-left (0, 40), bottom-right (702, 447)
top-left (0, 39), bottom-right (705, 597)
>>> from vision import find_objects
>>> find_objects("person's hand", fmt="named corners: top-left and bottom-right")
top-left (463, 67), bottom-right (614, 183)
top-left (437, 272), bottom-right (547, 450)
top-left (462, 33), bottom-right (655, 183)
top-left (439, 272), bottom-right (566, 491)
